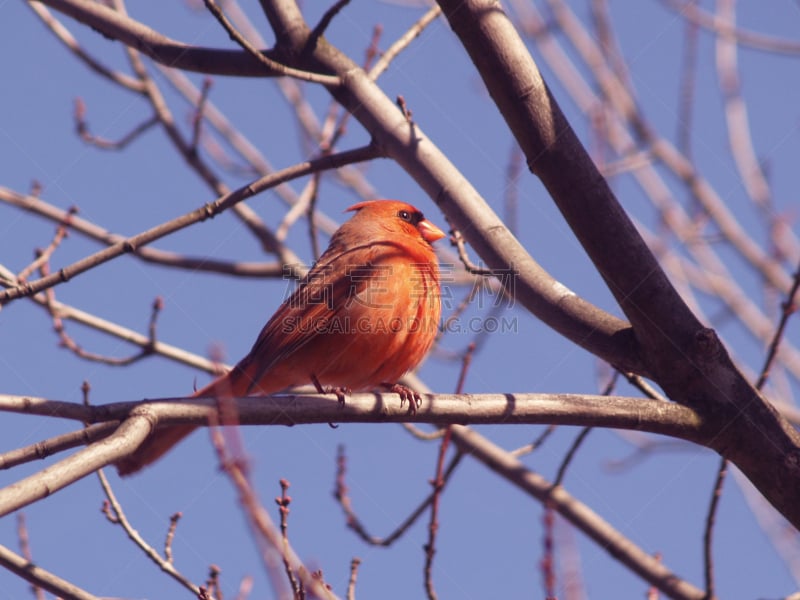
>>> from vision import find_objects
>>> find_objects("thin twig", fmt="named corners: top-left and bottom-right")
top-left (756, 257), bottom-right (800, 390)
top-left (363, 25), bottom-right (383, 72)
top-left (164, 512), bottom-right (182, 565)
top-left (190, 78), bottom-right (214, 154)
top-left (27, 1), bottom-right (146, 92)
top-left (605, 437), bottom-right (695, 472)
top-left (17, 208), bottom-right (74, 283)
top-left (41, 267), bottom-right (160, 367)
top-left (715, 0), bottom-right (777, 249)
top-left (553, 372), bottom-right (619, 487)
top-left (454, 342), bottom-right (476, 396)
top-left (703, 456), bottom-right (727, 599)
top-left (676, 0), bottom-right (699, 158)
top-left (589, 0), bottom-right (630, 86)
top-left (310, 0), bottom-right (351, 41)
top-left (369, 5), bottom-right (442, 80)
top-left (74, 98), bottom-right (159, 150)
top-left (16, 514), bottom-right (45, 600)
top-left (448, 229), bottom-right (495, 276)
top-left (205, 565), bottom-right (223, 600)
top-left (334, 445), bottom-right (464, 547)
top-left (434, 282), bottom-right (480, 354)
top-left (619, 371), bottom-right (668, 402)
top-left (510, 424), bottom-right (557, 458)
top-left (401, 423), bottom-right (447, 441)
top-left (208, 413), bottom-right (336, 599)
top-left (346, 557), bottom-right (361, 600)
top-left (423, 342), bottom-right (476, 599)
top-left (0, 422), bottom-right (118, 470)
top-left (423, 426), bottom-right (451, 600)
top-left (96, 468), bottom-right (207, 597)
top-left (504, 144), bottom-right (522, 237)
top-left (276, 479), bottom-right (303, 599)
top-left (234, 575), bottom-right (254, 600)
top-left (541, 503), bottom-right (556, 600)
top-left (553, 427), bottom-right (593, 488)
top-left (203, 0), bottom-right (340, 86)
top-left (307, 174), bottom-right (322, 261)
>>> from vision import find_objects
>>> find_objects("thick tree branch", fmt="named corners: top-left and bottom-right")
top-left (32, 0), bottom-right (286, 77)
top-left (0, 412), bottom-right (154, 519)
top-left (0, 392), bottom-right (704, 440)
top-left (437, 0), bottom-right (701, 370)
top-left (0, 391), bottom-right (708, 518)
top-left (434, 0), bottom-right (800, 531)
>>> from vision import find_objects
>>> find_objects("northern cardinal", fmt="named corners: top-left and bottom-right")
top-left (116, 200), bottom-right (445, 475)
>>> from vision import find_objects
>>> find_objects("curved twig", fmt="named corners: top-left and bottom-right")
top-left (202, 0), bottom-right (340, 85)
top-left (96, 468), bottom-right (207, 597)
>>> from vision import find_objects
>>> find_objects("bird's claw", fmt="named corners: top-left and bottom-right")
top-left (331, 386), bottom-right (351, 407)
top-left (386, 383), bottom-right (422, 415)
top-left (311, 374), bottom-right (350, 406)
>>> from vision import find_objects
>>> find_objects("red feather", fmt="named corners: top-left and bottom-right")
top-left (117, 200), bottom-right (444, 475)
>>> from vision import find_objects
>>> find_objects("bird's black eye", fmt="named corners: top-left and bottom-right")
top-left (398, 209), bottom-right (421, 224)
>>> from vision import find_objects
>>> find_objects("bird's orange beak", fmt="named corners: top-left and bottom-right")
top-left (417, 219), bottom-right (446, 244)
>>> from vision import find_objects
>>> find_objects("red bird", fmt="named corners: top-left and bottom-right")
top-left (117, 200), bottom-right (445, 475)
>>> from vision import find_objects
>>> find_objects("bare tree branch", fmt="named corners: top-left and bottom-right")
top-left (27, 0), bottom-right (146, 92)
top-left (0, 392), bottom-right (703, 437)
top-left (436, 0), bottom-right (800, 530)
top-left (0, 187), bottom-right (286, 278)
top-left (202, 0), bottom-right (340, 85)
top-left (96, 468), bottom-right (208, 597)
top-left (659, 0), bottom-right (800, 55)
top-left (32, 0), bottom-right (290, 77)
top-left (0, 422), bottom-right (117, 470)
top-left (0, 412), bottom-right (154, 519)
top-left (368, 5), bottom-right (442, 81)
top-left (0, 144), bottom-right (378, 304)
top-left (31, 0), bottom-right (646, 373)
top-left (448, 424), bottom-right (706, 600)
top-left (0, 542), bottom-right (101, 600)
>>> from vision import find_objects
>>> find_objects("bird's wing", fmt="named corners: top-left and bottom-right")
top-left (236, 242), bottom-right (398, 390)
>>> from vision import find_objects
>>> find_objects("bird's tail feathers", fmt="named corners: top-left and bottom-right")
top-left (115, 368), bottom-right (249, 476)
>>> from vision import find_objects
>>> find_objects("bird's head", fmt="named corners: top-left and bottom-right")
top-left (345, 200), bottom-right (445, 246)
